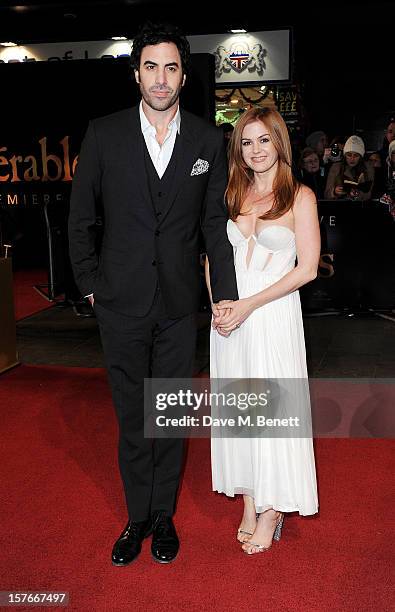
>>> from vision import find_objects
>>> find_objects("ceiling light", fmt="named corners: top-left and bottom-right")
top-left (230, 29), bottom-right (247, 34)
top-left (231, 99), bottom-right (239, 104)
top-left (0, 42), bottom-right (18, 47)
top-left (111, 36), bottom-right (128, 41)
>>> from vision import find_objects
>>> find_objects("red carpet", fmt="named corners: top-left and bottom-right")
top-left (13, 269), bottom-right (55, 321)
top-left (0, 365), bottom-right (393, 611)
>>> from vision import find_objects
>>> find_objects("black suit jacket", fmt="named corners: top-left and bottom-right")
top-left (68, 105), bottom-right (238, 317)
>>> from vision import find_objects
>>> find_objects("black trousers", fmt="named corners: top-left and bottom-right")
top-left (95, 288), bottom-right (196, 521)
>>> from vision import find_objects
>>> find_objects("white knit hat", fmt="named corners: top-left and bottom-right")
top-left (343, 135), bottom-right (365, 157)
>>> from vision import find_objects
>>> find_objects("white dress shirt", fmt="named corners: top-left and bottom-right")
top-left (139, 101), bottom-right (181, 178)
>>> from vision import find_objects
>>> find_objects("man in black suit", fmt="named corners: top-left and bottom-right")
top-left (68, 22), bottom-right (238, 565)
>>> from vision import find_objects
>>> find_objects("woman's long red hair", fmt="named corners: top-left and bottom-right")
top-left (225, 107), bottom-right (300, 220)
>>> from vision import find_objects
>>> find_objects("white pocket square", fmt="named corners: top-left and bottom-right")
top-left (190, 158), bottom-right (209, 176)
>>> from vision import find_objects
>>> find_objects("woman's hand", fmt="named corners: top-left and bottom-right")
top-left (212, 300), bottom-right (233, 325)
top-left (334, 185), bottom-right (346, 197)
top-left (214, 297), bottom-right (256, 332)
top-left (212, 300), bottom-right (234, 337)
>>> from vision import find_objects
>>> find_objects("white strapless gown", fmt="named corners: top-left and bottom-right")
top-left (210, 220), bottom-right (318, 515)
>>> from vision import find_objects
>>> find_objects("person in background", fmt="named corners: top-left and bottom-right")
top-left (385, 140), bottom-right (395, 190)
top-left (297, 147), bottom-right (327, 199)
top-left (219, 122), bottom-right (234, 149)
top-left (379, 140), bottom-right (395, 220)
top-left (368, 151), bottom-right (386, 200)
top-left (369, 151), bottom-right (382, 167)
top-left (378, 118), bottom-right (395, 166)
top-left (324, 135), bottom-right (374, 200)
top-left (305, 130), bottom-right (330, 165)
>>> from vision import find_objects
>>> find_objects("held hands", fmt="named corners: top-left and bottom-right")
top-left (212, 300), bottom-right (234, 337)
top-left (212, 297), bottom-right (256, 335)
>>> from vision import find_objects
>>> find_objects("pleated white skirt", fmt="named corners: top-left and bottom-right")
top-left (210, 270), bottom-right (318, 515)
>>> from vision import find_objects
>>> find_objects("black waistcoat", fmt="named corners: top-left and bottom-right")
top-left (143, 134), bottom-right (181, 217)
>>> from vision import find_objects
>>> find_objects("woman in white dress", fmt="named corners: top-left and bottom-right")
top-left (206, 107), bottom-right (320, 555)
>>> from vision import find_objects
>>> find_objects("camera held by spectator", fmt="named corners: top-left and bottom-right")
top-left (329, 143), bottom-right (343, 162)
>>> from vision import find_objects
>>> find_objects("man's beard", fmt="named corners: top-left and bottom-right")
top-left (140, 84), bottom-right (182, 112)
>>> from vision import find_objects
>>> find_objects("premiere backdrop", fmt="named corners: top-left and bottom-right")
top-left (0, 54), bottom-right (394, 309)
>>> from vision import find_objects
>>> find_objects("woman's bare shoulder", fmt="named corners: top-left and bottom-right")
top-left (294, 183), bottom-right (317, 208)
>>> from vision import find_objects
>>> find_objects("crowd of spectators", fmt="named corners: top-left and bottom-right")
top-left (294, 119), bottom-right (395, 215)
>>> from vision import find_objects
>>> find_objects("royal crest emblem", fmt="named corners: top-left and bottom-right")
top-left (215, 41), bottom-right (267, 78)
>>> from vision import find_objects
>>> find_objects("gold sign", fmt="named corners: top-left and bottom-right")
top-left (0, 136), bottom-right (78, 183)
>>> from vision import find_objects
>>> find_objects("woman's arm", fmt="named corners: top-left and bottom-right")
top-left (217, 186), bottom-right (321, 330)
top-left (324, 162), bottom-right (346, 199)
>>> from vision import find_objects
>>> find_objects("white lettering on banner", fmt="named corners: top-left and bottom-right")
top-left (0, 41), bottom-right (133, 63)
top-left (0, 30), bottom-right (291, 83)
top-left (0, 192), bottom-right (65, 207)
top-left (320, 215), bottom-right (336, 227)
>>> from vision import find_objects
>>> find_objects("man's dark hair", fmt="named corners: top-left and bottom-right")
top-left (130, 21), bottom-right (190, 76)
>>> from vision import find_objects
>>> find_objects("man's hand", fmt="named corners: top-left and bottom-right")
top-left (88, 294), bottom-right (94, 306)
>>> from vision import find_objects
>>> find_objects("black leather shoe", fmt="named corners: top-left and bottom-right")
top-left (151, 510), bottom-right (179, 564)
top-left (111, 519), bottom-right (152, 566)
